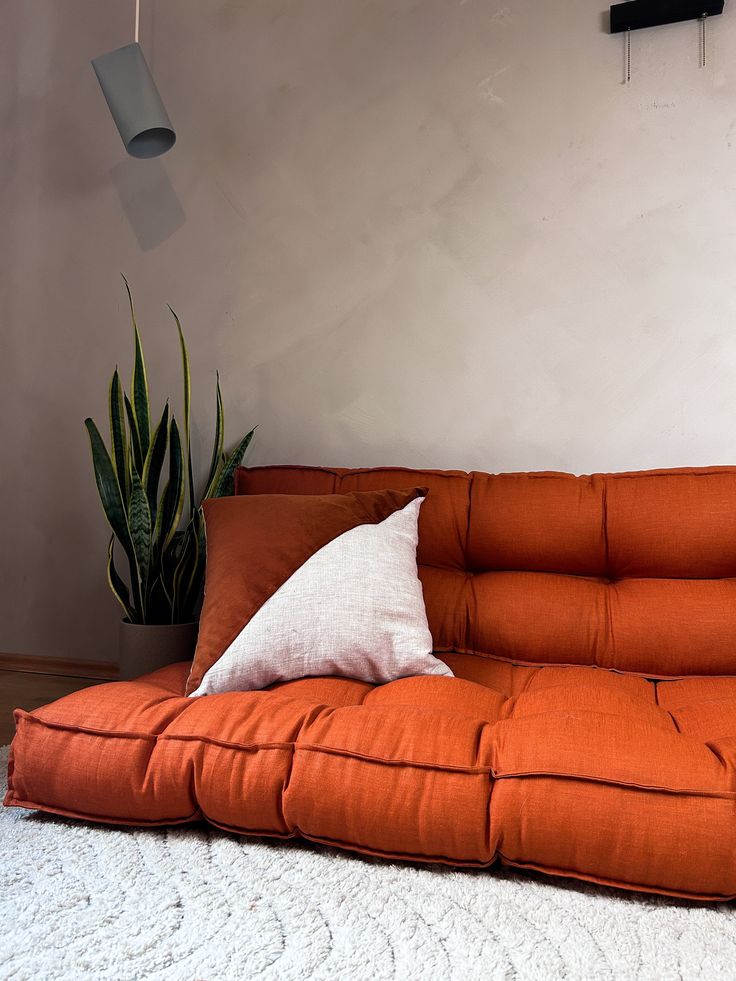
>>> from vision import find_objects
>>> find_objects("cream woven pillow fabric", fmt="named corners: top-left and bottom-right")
top-left (187, 488), bottom-right (452, 695)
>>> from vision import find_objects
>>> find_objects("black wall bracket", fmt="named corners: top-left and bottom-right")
top-left (610, 0), bottom-right (724, 33)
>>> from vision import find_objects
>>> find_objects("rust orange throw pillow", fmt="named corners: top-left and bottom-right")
top-left (186, 487), bottom-right (452, 695)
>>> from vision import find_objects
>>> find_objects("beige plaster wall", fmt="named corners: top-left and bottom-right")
top-left (3, 0), bottom-right (736, 660)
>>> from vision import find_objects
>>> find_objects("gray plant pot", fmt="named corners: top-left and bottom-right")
top-left (118, 620), bottom-right (198, 681)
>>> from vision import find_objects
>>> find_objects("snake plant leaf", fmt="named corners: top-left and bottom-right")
top-left (172, 510), bottom-right (206, 621)
top-left (202, 371), bottom-right (225, 500)
top-left (184, 554), bottom-right (205, 622)
top-left (85, 418), bottom-right (136, 565)
top-left (158, 531), bottom-right (184, 615)
top-left (169, 305), bottom-right (195, 516)
top-left (212, 428), bottom-right (256, 498)
top-left (158, 559), bottom-right (172, 605)
top-left (128, 470), bottom-right (152, 610)
top-left (124, 276), bottom-right (151, 462)
top-left (124, 393), bottom-right (144, 475)
top-left (181, 508), bottom-right (205, 615)
top-left (154, 417), bottom-right (185, 551)
top-left (108, 369), bottom-right (129, 505)
top-left (142, 402), bottom-right (169, 515)
top-left (106, 536), bottom-right (134, 621)
top-left (158, 552), bottom-right (176, 616)
top-left (172, 529), bottom-right (195, 622)
top-left (146, 570), bottom-right (181, 625)
top-left (183, 509), bottom-right (207, 618)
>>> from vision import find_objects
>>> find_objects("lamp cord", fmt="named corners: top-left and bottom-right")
top-left (134, 0), bottom-right (140, 43)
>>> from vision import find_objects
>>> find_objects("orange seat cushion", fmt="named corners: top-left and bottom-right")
top-left (6, 658), bottom-right (736, 900)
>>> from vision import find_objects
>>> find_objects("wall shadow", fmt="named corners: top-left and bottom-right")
top-left (109, 157), bottom-right (186, 251)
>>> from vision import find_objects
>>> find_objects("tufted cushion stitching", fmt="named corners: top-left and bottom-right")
top-left (653, 681), bottom-right (680, 731)
top-left (276, 703), bottom-right (331, 831)
top-left (280, 702), bottom-right (328, 800)
top-left (701, 741), bottom-right (736, 770)
top-left (472, 720), bottom-right (488, 765)
top-left (463, 573), bottom-right (474, 653)
top-left (477, 723), bottom-right (497, 862)
top-left (518, 669), bottom-right (539, 696)
top-left (603, 575), bottom-right (614, 670)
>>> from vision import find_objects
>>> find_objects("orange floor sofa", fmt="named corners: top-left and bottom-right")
top-left (6, 464), bottom-right (736, 901)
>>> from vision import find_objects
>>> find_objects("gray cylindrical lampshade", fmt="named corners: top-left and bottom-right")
top-left (92, 42), bottom-right (175, 159)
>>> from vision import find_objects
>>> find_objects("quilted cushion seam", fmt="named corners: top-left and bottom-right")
top-left (18, 713), bottom-right (164, 741)
top-left (294, 743), bottom-right (491, 773)
top-left (3, 793), bottom-right (201, 826)
top-left (493, 770), bottom-right (736, 798)
top-left (664, 692), bottom-right (736, 711)
top-left (15, 715), bottom-right (488, 773)
top-left (15, 713), bottom-right (303, 753)
top-left (297, 830), bottom-right (494, 867)
top-left (436, 648), bottom-right (736, 681)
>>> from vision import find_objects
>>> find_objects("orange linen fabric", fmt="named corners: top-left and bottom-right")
top-left (6, 658), bottom-right (736, 899)
top-left (236, 465), bottom-right (736, 677)
top-left (6, 464), bottom-right (736, 901)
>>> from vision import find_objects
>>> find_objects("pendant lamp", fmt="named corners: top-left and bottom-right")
top-left (91, 0), bottom-right (176, 159)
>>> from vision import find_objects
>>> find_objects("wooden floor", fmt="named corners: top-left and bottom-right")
top-left (0, 658), bottom-right (117, 745)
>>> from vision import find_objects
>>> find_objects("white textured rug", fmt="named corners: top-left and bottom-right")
top-left (2, 747), bottom-right (735, 981)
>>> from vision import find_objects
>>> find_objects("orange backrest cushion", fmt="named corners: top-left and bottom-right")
top-left (235, 465), bottom-right (736, 678)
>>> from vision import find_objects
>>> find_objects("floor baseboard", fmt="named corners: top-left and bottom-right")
top-left (0, 653), bottom-right (118, 680)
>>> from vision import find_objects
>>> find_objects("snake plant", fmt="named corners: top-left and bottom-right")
top-left (85, 279), bottom-right (255, 625)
